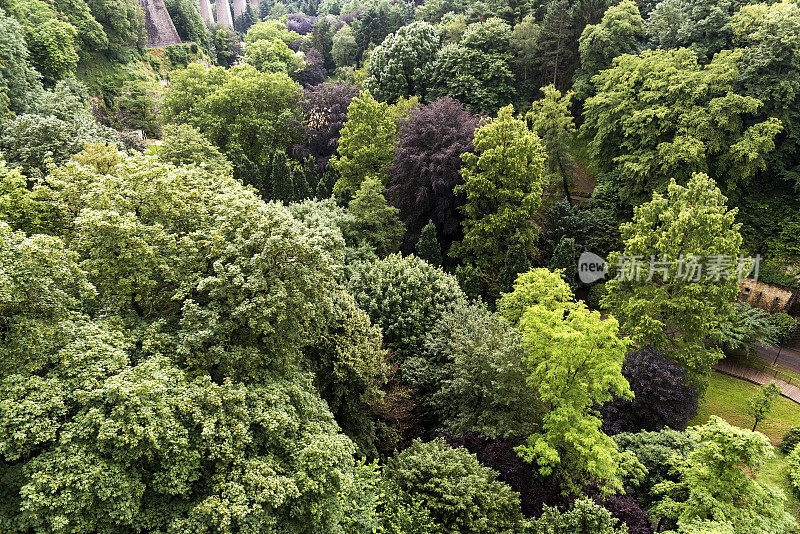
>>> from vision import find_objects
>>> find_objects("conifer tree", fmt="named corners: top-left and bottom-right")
top-left (346, 176), bottom-right (405, 256)
top-left (415, 220), bottom-right (443, 267)
top-left (271, 151), bottom-right (294, 203)
top-left (500, 231), bottom-right (531, 292)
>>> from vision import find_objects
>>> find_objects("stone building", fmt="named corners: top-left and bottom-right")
top-left (738, 279), bottom-right (795, 313)
top-left (138, 0), bottom-right (182, 46)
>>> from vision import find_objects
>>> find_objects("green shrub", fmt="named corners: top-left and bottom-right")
top-left (768, 312), bottom-right (797, 344)
top-left (788, 444), bottom-right (800, 494)
top-left (781, 427), bottom-right (800, 454)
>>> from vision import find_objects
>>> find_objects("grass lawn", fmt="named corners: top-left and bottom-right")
top-left (692, 371), bottom-right (800, 519)
top-left (690, 371), bottom-right (800, 445)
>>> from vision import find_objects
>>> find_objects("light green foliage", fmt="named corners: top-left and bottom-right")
top-left (0, 161), bottom-right (39, 230)
top-left (415, 220), bottom-right (442, 267)
top-left (747, 381), bottom-right (781, 431)
top-left (0, 112), bottom-right (118, 178)
top-left (331, 91), bottom-right (397, 196)
top-left (245, 37), bottom-right (304, 76)
top-left (384, 438), bottom-right (524, 534)
top-left (347, 253), bottom-right (465, 360)
top-left (498, 267), bottom-right (573, 325)
top-left (0, 145), bottom-right (364, 532)
top-left (33, 145), bottom-right (341, 378)
top-left (85, 0), bottom-right (145, 47)
top-left (430, 17), bottom-right (516, 113)
top-left (526, 85), bottom-right (577, 202)
top-left (0, 7), bottom-right (41, 116)
top-left (28, 77), bottom-right (89, 121)
top-left (602, 173), bottom-right (743, 385)
top-left (653, 416), bottom-right (797, 534)
top-left (155, 123), bottom-right (232, 176)
top-left (528, 498), bottom-right (628, 534)
top-left (788, 443), bottom-right (800, 494)
top-left (574, 0), bottom-right (644, 99)
top-left (163, 63), bottom-right (302, 177)
top-left (51, 0), bottom-right (108, 49)
top-left (364, 21), bottom-right (441, 102)
top-left (514, 276), bottom-right (634, 493)
top-left (26, 18), bottom-right (79, 84)
top-left (332, 23), bottom-right (358, 68)
top-left (453, 105), bottom-right (546, 280)
top-left (416, 301), bottom-right (545, 441)
top-left (345, 176), bottom-right (405, 257)
top-left (245, 19), bottom-right (301, 46)
top-left (582, 48), bottom-right (782, 205)
top-left (510, 15), bottom-right (540, 82)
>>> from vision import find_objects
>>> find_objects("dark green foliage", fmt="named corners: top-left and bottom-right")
top-left (416, 220), bottom-right (443, 267)
top-left (781, 427), bottom-right (800, 454)
top-left (500, 230), bottom-right (530, 292)
top-left (614, 428), bottom-right (697, 507)
top-left (384, 438), bottom-right (524, 533)
top-left (317, 165), bottom-right (338, 198)
top-left (345, 176), bottom-right (405, 257)
top-left (352, 0), bottom-right (411, 63)
top-left (271, 150), bottom-right (294, 203)
top-left (85, 0), bottom-right (145, 47)
top-left (549, 236), bottom-right (578, 287)
top-left (456, 263), bottom-right (483, 301)
top-left (211, 24), bottom-right (242, 67)
top-left (769, 312), bottom-right (797, 344)
top-left (529, 498), bottom-right (629, 534)
top-left (539, 200), bottom-right (621, 264)
top-left (113, 81), bottom-right (160, 138)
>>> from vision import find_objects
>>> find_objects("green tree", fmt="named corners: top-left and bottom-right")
top-left (245, 37), bottom-right (304, 76)
top-left (582, 48), bottom-right (782, 205)
top-left (364, 21), bottom-right (441, 102)
top-left (85, 0), bottom-right (145, 47)
top-left (163, 63), bottom-right (303, 187)
top-left (509, 270), bottom-right (635, 493)
top-left (271, 150), bottom-right (294, 202)
top-left (653, 416), bottom-right (797, 534)
top-left (415, 219), bottom-right (442, 267)
top-left (330, 90), bottom-right (397, 196)
top-left (499, 230), bottom-right (531, 293)
top-left (156, 123), bottom-right (232, 176)
top-left (416, 301), bottom-right (545, 441)
top-left (430, 18), bottom-right (516, 113)
top-left (548, 236), bottom-right (578, 287)
top-left (527, 84), bottom-right (577, 204)
top-left (244, 19), bottom-right (300, 46)
top-left (384, 438), bottom-right (524, 533)
top-left (347, 253), bottom-right (466, 359)
top-left (26, 18), bottom-right (79, 84)
top-left (573, 0), bottom-right (644, 99)
top-left (345, 176), bottom-right (405, 257)
top-left (602, 173), bottom-right (743, 386)
top-left (747, 381), bottom-right (782, 432)
top-left (0, 7), bottom-right (41, 117)
top-left (530, 498), bottom-right (628, 534)
top-left (453, 105), bottom-right (546, 282)
top-left (497, 267), bottom-right (573, 326)
top-left (510, 15), bottom-right (540, 82)
top-left (332, 23), bottom-right (357, 68)
top-left (211, 24), bottom-right (242, 67)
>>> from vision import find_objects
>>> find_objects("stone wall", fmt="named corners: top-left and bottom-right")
top-left (138, 0), bottom-right (182, 46)
top-left (738, 279), bottom-right (795, 313)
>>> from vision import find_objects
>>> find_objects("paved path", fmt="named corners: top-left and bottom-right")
top-left (754, 342), bottom-right (800, 376)
top-left (713, 359), bottom-right (800, 404)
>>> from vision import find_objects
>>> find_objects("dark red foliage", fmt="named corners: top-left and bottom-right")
top-left (386, 97), bottom-right (480, 259)
top-left (292, 81), bottom-right (360, 176)
top-left (600, 347), bottom-right (699, 435)
top-left (444, 433), bottom-right (567, 517)
top-left (287, 12), bottom-right (315, 34)
top-left (590, 493), bottom-right (653, 534)
top-left (298, 48), bottom-right (326, 87)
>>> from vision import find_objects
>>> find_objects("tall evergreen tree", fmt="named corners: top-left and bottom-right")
top-left (346, 176), bottom-right (405, 256)
top-left (271, 151), bottom-right (294, 203)
top-left (416, 220), bottom-right (443, 266)
top-left (499, 231), bottom-right (531, 292)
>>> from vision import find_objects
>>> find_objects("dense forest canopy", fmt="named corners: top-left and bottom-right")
top-left (2, 0), bottom-right (800, 531)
